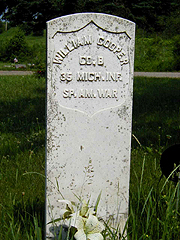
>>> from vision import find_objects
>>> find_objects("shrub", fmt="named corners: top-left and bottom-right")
top-left (4, 28), bottom-right (30, 62)
top-left (135, 36), bottom-right (175, 72)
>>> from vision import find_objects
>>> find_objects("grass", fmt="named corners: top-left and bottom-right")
top-left (128, 149), bottom-right (180, 240)
top-left (0, 75), bottom-right (45, 239)
top-left (0, 75), bottom-right (180, 239)
top-left (132, 78), bottom-right (180, 148)
top-left (134, 37), bottom-right (175, 72)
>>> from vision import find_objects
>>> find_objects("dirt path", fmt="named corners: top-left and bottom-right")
top-left (0, 71), bottom-right (180, 78)
top-left (0, 71), bottom-right (34, 75)
top-left (134, 72), bottom-right (180, 78)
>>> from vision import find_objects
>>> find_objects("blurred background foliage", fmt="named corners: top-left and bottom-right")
top-left (0, 0), bottom-right (179, 37)
top-left (0, 0), bottom-right (180, 73)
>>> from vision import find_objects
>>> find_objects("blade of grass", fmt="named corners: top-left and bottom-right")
top-left (140, 155), bottom-right (146, 191)
top-left (141, 187), bottom-right (153, 216)
top-left (160, 164), bottom-right (180, 193)
top-left (94, 191), bottom-right (102, 214)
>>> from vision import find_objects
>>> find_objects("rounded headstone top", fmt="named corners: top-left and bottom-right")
top-left (47, 13), bottom-right (135, 39)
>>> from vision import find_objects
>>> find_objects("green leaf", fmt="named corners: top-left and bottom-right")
top-left (47, 217), bottom-right (62, 225)
top-left (94, 192), bottom-right (102, 214)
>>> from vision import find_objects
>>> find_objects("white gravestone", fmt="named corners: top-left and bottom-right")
top-left (46, 13), bottom-right (135, 238)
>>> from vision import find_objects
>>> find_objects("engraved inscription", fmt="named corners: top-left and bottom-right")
top-left (76, 72), bottom-right (122, 82)
top-left (97, 36), bottom-right (128, 65)
top-left (58, 71), bottom-right (122, 82)
top-left (60, 72), bottom-right (73, 82)
top-left (53, 35), bottom-right (92, 64)
top-left (63, 89), bottom-right (118, 99)
top-left (51, 21), bottom-right (131, 116)
top-left (79, 56), bottom-right (104, 66)
top-left (53, 34), bottom-right (129, 66)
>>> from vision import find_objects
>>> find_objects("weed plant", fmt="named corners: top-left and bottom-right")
top-left (0, 76), bottom-right (179, 239)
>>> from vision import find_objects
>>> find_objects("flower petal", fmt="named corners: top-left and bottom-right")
top-left (59, 209), bottom-right (72, 219)
top-left (86, 215), bottom-right (105, 234)
top-left (80, 200), bottom-right (89, 216)
top-left (87, 233), bottom-right (104, 240)
top-left (74, 229), bottom-right (86, 240)
top-left (59, 209), bottom-right (68, 217)
top-left (58, 199), bottom-right (74, 212)
top-left (70, 213), bottom-right (84, 228)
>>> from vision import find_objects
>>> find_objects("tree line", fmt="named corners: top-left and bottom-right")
top-left (0, 0), bottom-right (179, 36)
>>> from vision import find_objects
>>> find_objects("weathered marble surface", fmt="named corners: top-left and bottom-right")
top-left (46, 13), bottom-right (135, 239)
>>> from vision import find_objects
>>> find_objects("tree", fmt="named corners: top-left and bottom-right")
top-left (1, 0), bottom-right (64, 35)
top-left (0, 0), bottom-right (7, 16)
top-left (82, 0), bottom-right (131, 19)
top-left (129, 0), bottom-right (177, 32)
top-left (0, 0), bottom-right (179, 34)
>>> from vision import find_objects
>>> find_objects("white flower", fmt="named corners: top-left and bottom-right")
top-left (57, 199), bottom-right (104, 235)
top-left (58, 199), bottom-right (76, 219)
top-left (80, 200), bottom-right (89, 216)
top-left (74, 214), bottom-right (105, 240)
top-left (58, 199), bottom-right (82, 228)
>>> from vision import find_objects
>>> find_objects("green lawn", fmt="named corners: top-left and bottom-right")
top-left (0, 75), bottom-right (179, 239)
